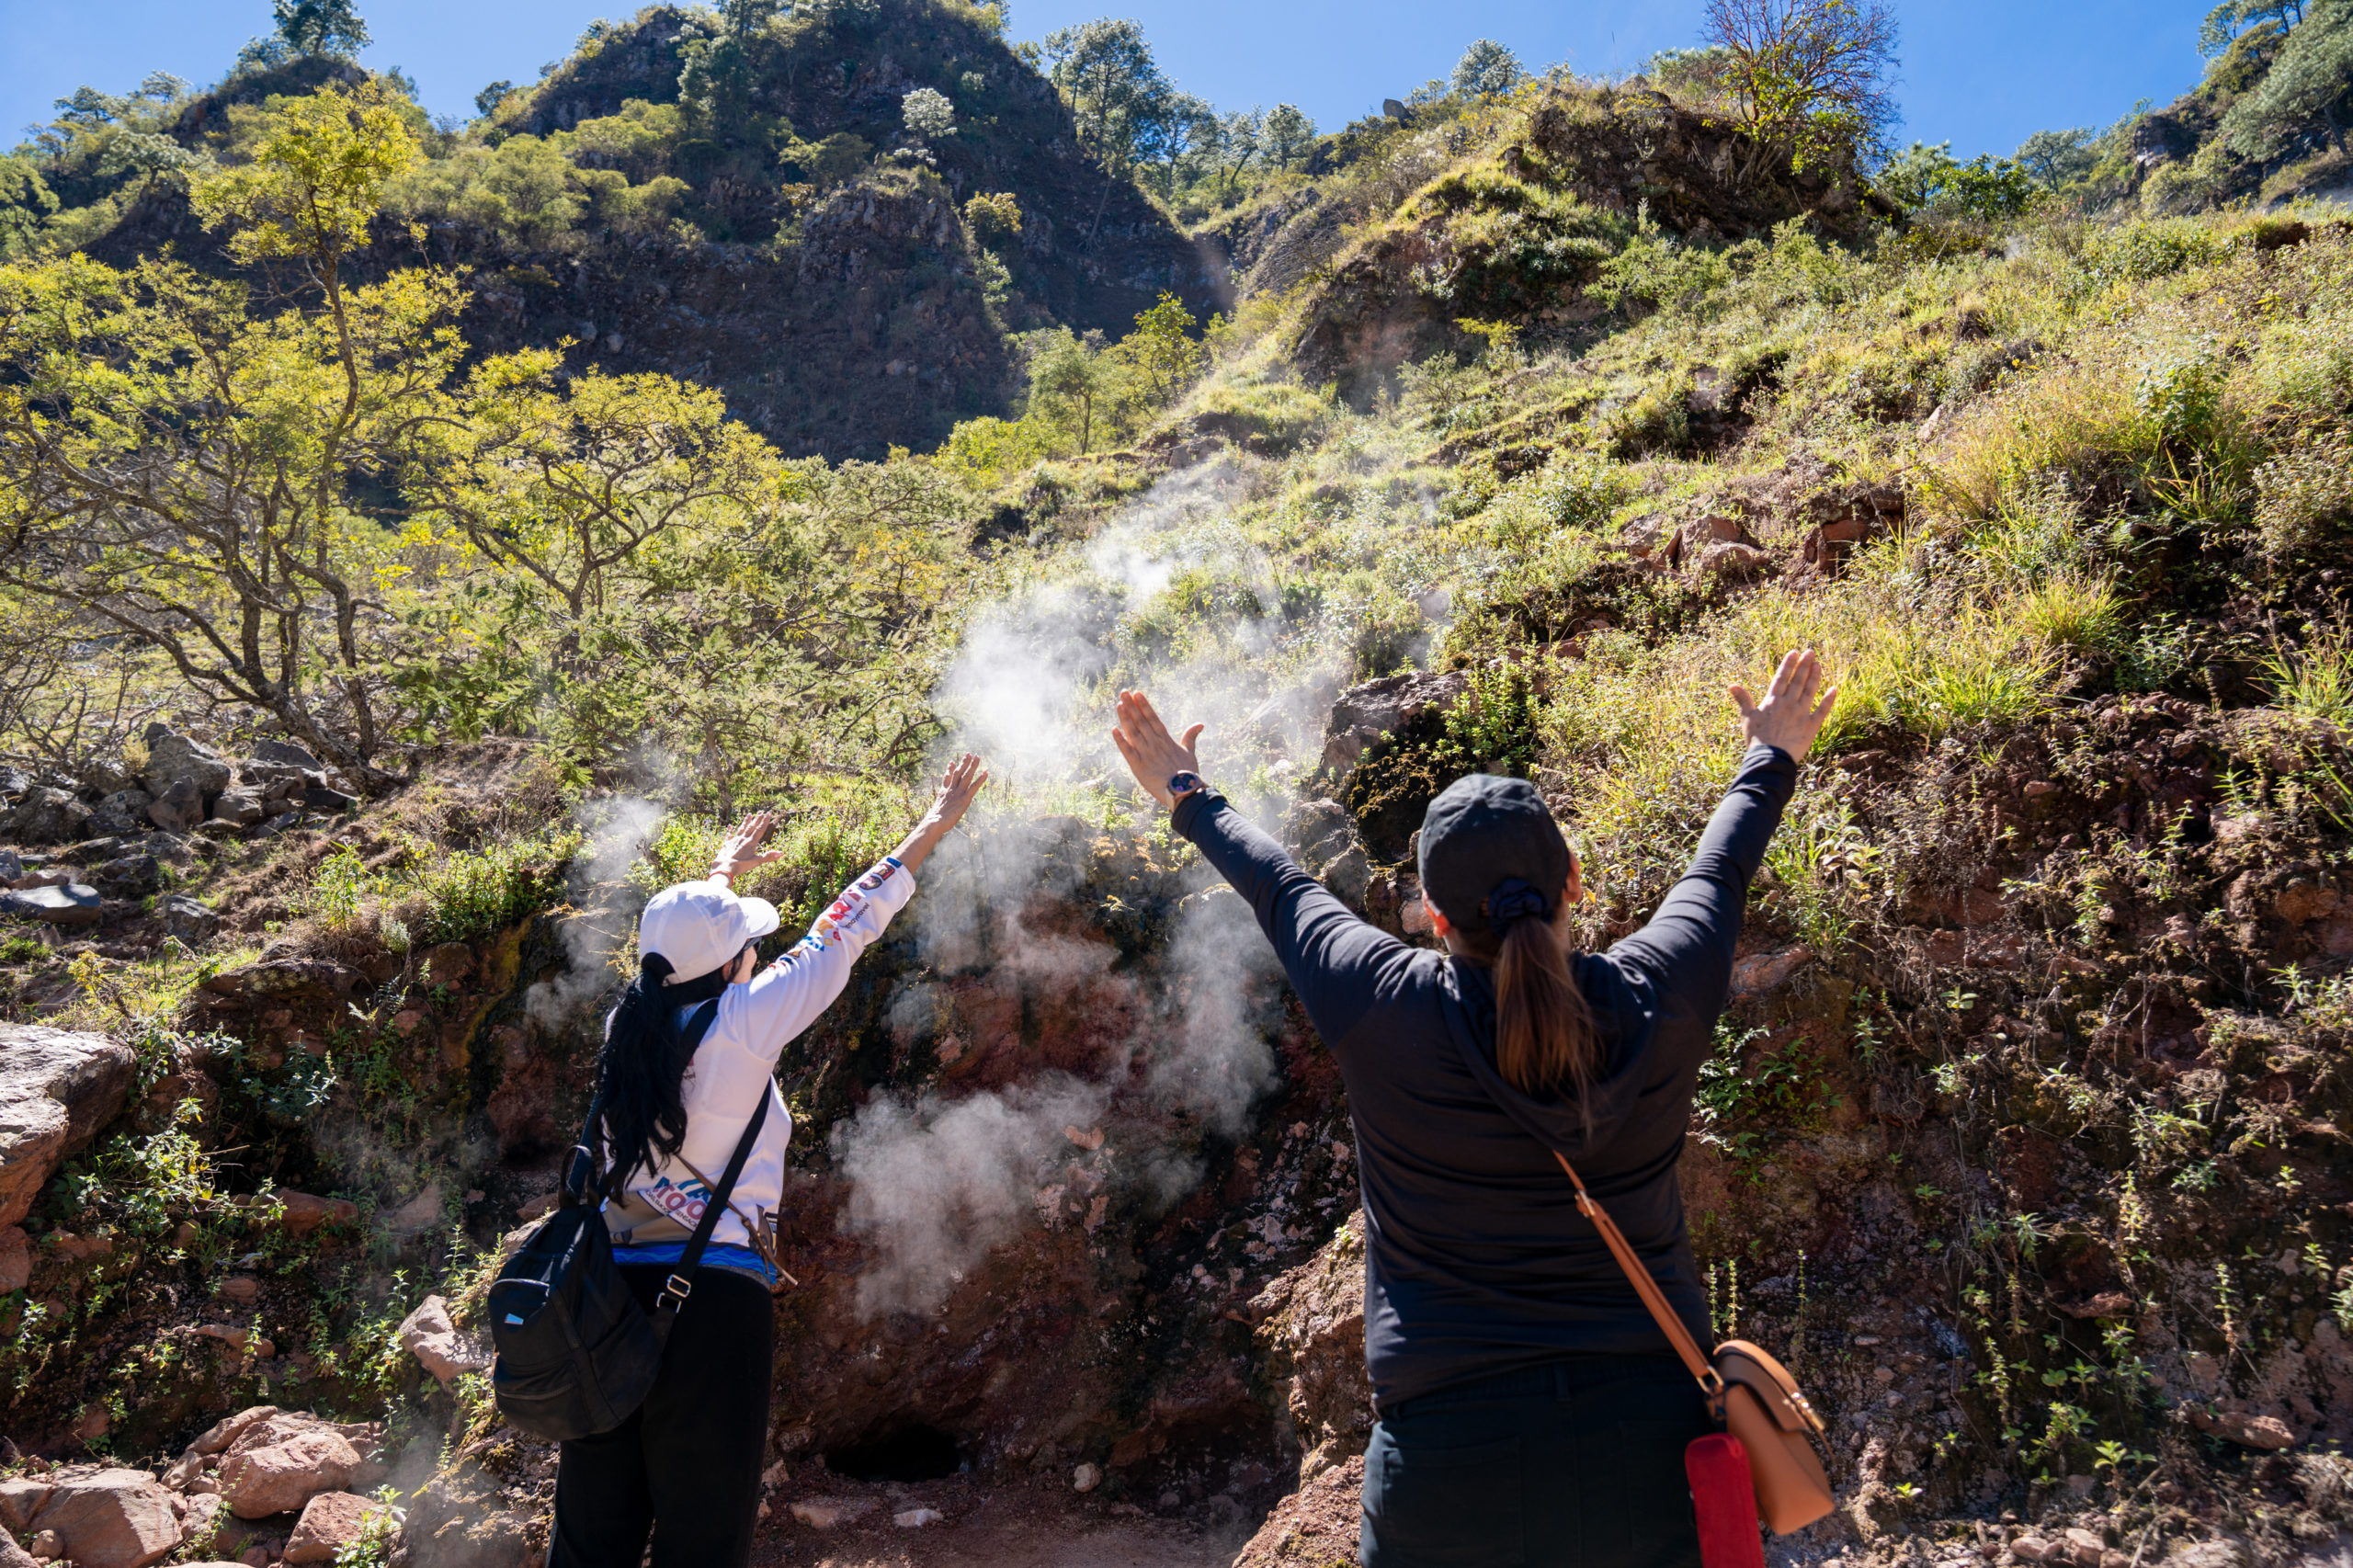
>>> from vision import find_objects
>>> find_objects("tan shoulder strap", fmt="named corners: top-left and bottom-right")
top-left (1552, 1151), bottom-right (1724, 1403)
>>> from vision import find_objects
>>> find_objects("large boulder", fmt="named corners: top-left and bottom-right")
top-left (88, 790), bottom-right (153, 838)
top-left (0, 884), bottom-right (101, 926)
top-left (1317, 670), bottom-right (1469, 778)
top-left (0, 1027), bottom-right (137, 1227)
top-left (282, 1492), bottom-right (388, 1564)
top-left (218, 1422), bottom-right (360, 1519)
top-left (140, 726), bottom-right (233, 801)
top-left (0, 788), bottom-right (94, 846)
top-left (25, 1467), bottom-right (183, 1568)
top-left (209, 788), bottom-right (266, 827)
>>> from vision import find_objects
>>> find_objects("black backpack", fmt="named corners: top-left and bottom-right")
top-left (487, 999), bottom-right (770, 1440)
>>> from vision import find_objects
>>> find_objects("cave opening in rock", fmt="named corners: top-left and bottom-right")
top-left (823, 1421), bottom-right (963, 1483)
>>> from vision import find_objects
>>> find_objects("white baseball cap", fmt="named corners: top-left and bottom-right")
top-left (636, 880), bottom-right (782, 983)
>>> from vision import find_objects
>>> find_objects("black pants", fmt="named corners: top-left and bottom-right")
top-left (1360, 1354), bottom-right (1713, 1568)
top-left (548, 1265), bottom-right (774, 1568)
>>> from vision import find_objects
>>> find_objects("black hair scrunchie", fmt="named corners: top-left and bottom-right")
top-left (1483, 878), bottom-right (1552, 926)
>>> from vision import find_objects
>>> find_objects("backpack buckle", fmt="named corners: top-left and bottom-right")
top-left (656, 1273), bottom-right (693, 1312)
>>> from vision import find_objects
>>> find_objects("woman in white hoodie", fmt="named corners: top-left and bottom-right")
top-left (547, 754), bottom-right (986, 1568)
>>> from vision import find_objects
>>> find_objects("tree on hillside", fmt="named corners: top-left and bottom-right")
top-left (2202, 0), bottom-right (2305, 56)
top-left (1264, 103), bottom-right (1316, 170)
top-left (2015, 126), bottom-right (2097, 189)
top-left (1027, 329), bottom-right (1120, 454)
top-left (1700, 0), bottom-right (1901, 185)
top-left (0, 83), bottom-right (779, 784)
top-left (1879, 140), bottom-right (2035, 221)
top-left (1042, 19), bottom-right (1172, 174)
top-left (1451, 40), bottom-right (1527, 98)
top-left (0, 159), bottom-right (58, 257)
top-left (473, 80), bottom-right (514, 118)
top-left (2220, 0), bottom-right (2353, 155)
top-left (1205, 108), bottom-right (1265, 199)
top-left (273, 0), bottom-right (372, 59)
top-left (1139, 92), bottom-right (1216, 197)
top-left (1109, 291), bottom-right (1204, 404)
top-left (904, 86), bottom-right (959, 145)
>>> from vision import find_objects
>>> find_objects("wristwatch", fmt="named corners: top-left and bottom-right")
top-left (1166, 770), bottom-right (1207, 801)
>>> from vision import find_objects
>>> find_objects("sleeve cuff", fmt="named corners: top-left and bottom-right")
top-left (1170, 788), bottom-right (1223, 838)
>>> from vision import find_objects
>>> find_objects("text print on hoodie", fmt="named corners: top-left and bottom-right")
top-left (602, 857), bottom-right (915, 1250)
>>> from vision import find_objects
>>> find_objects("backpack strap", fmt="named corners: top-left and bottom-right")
top-left (1550, 1148), bottom-right (1726, 1415)
top-left (653, 1064), bottom-right (768, 1315)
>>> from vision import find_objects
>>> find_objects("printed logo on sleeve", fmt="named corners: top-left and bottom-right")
top-left (782, 858), bottom-right (901, 960)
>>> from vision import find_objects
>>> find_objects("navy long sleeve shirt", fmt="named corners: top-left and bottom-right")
top-left (1172, 741), bottom-right (1799, 1410)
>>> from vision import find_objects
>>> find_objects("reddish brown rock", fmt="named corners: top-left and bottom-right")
top-left (282, 1493), bottom-right (386, 1564)
top-left (269, 1190), bottom-right (358, 1236)
top-left (31, 1467), bottom-right (183, 1568)
top-left (218, 1427), bottom-right (359, 1519)
top-left (1249, 1217), bottom-right (1373, 1481)
top-left (189, 1406), bottom-right (278, 1457)
top-left (1230, 1452), bottom-right (1362, 1567)
top-left (0, 1026), bottom-right (138, 1227)
top-left (0, 1227), bottom-right (27, 1295)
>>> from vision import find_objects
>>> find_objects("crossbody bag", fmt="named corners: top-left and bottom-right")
top-left (1547, 1146), bottom-right (1836, 1536)
top-left (486, 998), bottom-right (770, 1440)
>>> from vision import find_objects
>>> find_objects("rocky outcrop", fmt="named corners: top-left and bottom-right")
top-left (1317, 670), bottom-right (1469, 782)
top-left (162, 1410), bottom-right (384, 1524)
top-left (0, 1027), bottom-right (137, 1227)
top-left (1249, 1217), bottom-right (1375, 1482)
top-left (139, 726), bottom-right (233, 803)
top-left (0, 789), bottom-right (92, 846)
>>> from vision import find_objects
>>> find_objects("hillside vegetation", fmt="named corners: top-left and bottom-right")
top-left (4, 5), bottom-right (2353, 1568)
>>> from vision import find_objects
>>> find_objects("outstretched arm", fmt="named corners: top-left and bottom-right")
top-left (1114, 689), bottom-right (1407, 1045)
top-left (1612, 650), bottom-right (1838, 1004)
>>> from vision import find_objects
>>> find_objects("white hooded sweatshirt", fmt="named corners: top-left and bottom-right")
top-left (603, 855), bottom-right (915, 1251)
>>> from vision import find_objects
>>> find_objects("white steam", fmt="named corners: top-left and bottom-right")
top-left (524, 795), bottom-right (665, 1030)
top-left (834, 449), bottom-right (1435, 1317)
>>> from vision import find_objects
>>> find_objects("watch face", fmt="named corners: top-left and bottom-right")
top-left (1168, 771), bottom-right (1205, 795)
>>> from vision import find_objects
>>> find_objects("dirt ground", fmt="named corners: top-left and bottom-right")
top-left (751, 1478), bottom-right (1252, 1568)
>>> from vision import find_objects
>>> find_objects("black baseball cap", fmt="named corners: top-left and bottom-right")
top-left (1417, 773), bottom-right (1574, 933)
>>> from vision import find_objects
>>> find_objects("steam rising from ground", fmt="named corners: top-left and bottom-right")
top-left (524, 795), bottom-right (665, 1030)
top-left (831, 459), bottom-right (1338, 1317)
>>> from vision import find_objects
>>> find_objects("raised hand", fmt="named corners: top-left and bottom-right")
top-left (1730, 650), bottom-right (1840, 759)
top-left (892, 753), bottom-right (989, 874)
top-left (1111, 689), bottom-right (1204, 809)
top-left (710, 809), bottom-right (784, 883)
top-left (923, 753), bottom-right (989, 835)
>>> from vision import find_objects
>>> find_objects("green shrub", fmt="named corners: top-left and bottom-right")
top-left (405, 834), bottom-right (579, 946)
top-left (2263, 630), bottom-right (2353, 727)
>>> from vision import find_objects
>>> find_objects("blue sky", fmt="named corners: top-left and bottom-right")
top-left (4, 0), bottom-right (2211, 162)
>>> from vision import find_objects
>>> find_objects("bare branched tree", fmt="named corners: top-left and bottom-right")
top-left (1701, 0), bottom-right (1901, 187)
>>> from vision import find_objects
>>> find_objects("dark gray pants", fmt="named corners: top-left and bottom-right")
top-left (1361, 1354), bottom-right (1713, 1568)
top-left (548, 1266), bottom-right (774, 1568)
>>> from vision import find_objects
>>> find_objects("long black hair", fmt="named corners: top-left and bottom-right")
top-left (595, 949), bottom-right (734, 1182)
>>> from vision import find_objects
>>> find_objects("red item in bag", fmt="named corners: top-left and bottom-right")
top-left (1688, 1434), bottom-right (1767, 1568)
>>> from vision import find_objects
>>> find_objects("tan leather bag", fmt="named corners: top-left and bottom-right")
top-left (1552, 1151), bottom-right (1836, 1535)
